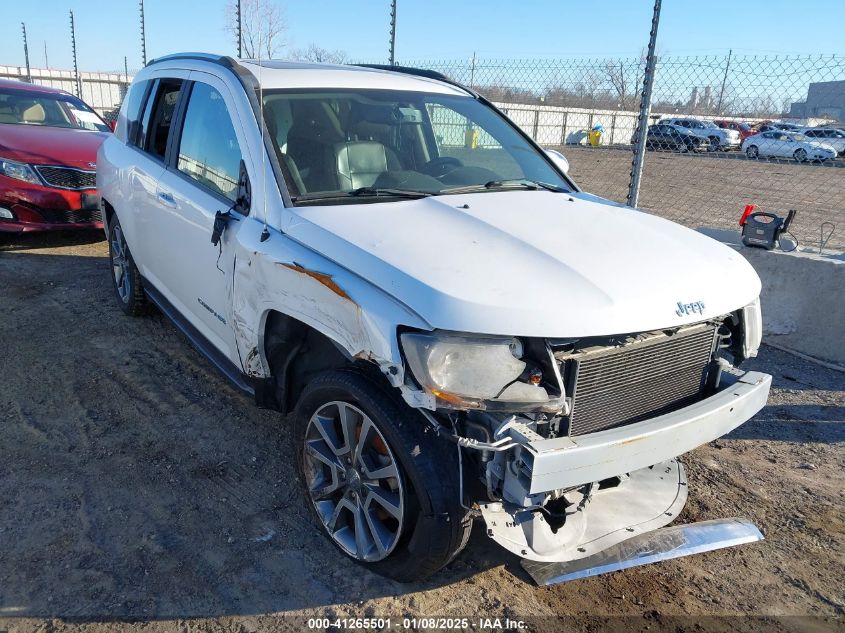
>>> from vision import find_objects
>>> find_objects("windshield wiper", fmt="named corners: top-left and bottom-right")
top-left (442, 179), bottom-right (568, 194)
top-left (292, 187), bottom-right (432, 203)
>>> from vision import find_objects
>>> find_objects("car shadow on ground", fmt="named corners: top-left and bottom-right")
top-left (0, 228), bottom-right (104, 251)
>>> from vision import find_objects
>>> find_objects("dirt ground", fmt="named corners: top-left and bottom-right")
top-left (0, 227), bottom-right (843, 633)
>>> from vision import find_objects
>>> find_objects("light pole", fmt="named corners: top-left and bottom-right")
top-left (21, 23), bottom-right (32, 83)
top-left (626, 0), bottom-right (662, 209)
top-left (236, 0), bottom-right (242, 58)
top-left (139, 0), bottom-right (147, 66)
top-left (69, 11), bottom-right (81, 97)
top-left (388, 0), bottom-right (397, 66)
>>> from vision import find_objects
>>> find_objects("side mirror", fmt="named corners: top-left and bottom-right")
top-left (234, 159), bottom-right (251, 215)
top-left (544, 148), bottom-right (570, 174)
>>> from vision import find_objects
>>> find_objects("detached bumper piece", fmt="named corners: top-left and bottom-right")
top-left (522, 517), bottom-right (763, 586)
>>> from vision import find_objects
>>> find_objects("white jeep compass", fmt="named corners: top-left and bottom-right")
top-left (97, 53), bottom-right (771, 585)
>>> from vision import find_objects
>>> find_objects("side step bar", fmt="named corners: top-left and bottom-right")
top-left (521, 517), bottom-right (763, 586)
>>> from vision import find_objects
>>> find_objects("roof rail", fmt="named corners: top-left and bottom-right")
top-left (146, 52), bottom-right (235, 68)
top-left (353, 64), bottom-right (478, 97)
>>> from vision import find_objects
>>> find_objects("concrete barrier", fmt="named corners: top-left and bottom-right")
top-left (699, 228), bottom-right (845, 368)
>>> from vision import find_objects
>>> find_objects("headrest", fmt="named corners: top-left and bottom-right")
top-left (336, 141), bottom-right (388, 190)
top-left (22, 103), bottom-right (46, 123)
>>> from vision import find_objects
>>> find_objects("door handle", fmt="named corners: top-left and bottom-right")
top-left (157, 191), bottom-right (176, 208)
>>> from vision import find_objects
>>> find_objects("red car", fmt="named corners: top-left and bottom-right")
top-left (714, 119), bottom-right (755, 140)
top-left (0, 79), bottom-right (111, 234)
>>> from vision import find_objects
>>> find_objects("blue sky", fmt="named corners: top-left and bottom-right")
top-left (1, 0), bottom-right (843, 73)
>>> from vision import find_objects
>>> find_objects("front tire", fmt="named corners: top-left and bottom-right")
top-left (794, 148), bottom-right (808, 162)
top-left (108, 216), bottom-right (148, 316)
top-left (745, 145), bottom-right (759, 159)
top-left (708, 135), bottom-right (722, 151)
top-left (294, 368), bottom-right (472, 582)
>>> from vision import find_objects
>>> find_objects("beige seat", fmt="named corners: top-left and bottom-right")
top-left (21, 103), bottom-right (46, 123)
top-left (335, 141), bottom-right (388, 190)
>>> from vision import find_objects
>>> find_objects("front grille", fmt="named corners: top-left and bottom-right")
top-left (38, 208), bottom-right (102, 224)
top-left (562, 324), bottom-right (717, 436)
top-left (35, 165), bottom-right (96, 190)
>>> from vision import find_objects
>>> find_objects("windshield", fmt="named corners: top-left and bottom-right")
top-left (688, 121), bottom-right (707, 129)
top-left (261, 88), bottom-right (571, 203)
top-left (0, 86), bottom-right (109, 132)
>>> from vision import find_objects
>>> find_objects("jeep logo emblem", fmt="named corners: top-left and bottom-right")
top-left (676, 301), bottom-right (705, 317)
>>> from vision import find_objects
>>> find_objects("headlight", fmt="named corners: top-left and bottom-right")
top-left (400, 331), bottom-right (551, 407)
top-left (741, 297), bottom-right (763, 359)
top-left (0, 158), bottom-right (42, 185)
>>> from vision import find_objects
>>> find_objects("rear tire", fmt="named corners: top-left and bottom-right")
top-left (108, 216), bottom-right (148, 317)
top-left (294, 367), bottom-right (472, 582)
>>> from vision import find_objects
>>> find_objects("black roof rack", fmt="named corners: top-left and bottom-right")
top-left (353, 64), bottom-right (477, 97)
top-left (146, 52), bottom-right (236, 68)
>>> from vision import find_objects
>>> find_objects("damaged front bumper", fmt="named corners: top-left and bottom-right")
top-left (479, 369), bottom-right (771, 579)
top-left (508, 370), bottom-right (771, 495)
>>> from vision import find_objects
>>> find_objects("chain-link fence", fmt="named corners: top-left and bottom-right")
top-left (404, 54), bottom-right (845, 252)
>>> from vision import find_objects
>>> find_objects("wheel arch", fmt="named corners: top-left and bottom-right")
top-left (101, 196), bottom-right (115, 230)
top-left (260, 308), bottom-right (362, 413)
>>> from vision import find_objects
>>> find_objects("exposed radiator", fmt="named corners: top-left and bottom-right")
top-left (560, 324), bottom-right (718, 436)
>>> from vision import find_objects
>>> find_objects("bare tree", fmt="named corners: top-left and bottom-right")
top-left (290, 43), bottom-right (349, 64)
top-left (225, 0), bottom-right (287, 59)
top-left (605, 61), bottom-right (629, 108)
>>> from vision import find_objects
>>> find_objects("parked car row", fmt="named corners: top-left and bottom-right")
top-left (661, 117), bottom-right (742, 151)
top-left (628, 114), bottom-right (844, 162)
top-left (730, 120), bottom-right (845, 161)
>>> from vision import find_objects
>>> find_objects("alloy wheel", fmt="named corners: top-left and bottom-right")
top-left (110, 225), bottom-right (130, 304)
top-left (303, 401), bottom-right (405, 562)
top-left (794, 148), bottom-right (807, 162)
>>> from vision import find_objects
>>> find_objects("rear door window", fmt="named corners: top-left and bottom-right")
top-left (122, 79), bottom-right (151, 145)
top-left (143, 79), bottom-right (183, 160)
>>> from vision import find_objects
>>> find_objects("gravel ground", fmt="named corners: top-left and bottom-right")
top-left (0, 230), bottom-right (843, 633)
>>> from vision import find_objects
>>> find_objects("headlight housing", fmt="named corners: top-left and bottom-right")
top-left (400, 331), bottom-right (561, 410)
top-left (0, 158), bottom-right (42, 186)
top-left (741, 297), bottom-right (763, 359)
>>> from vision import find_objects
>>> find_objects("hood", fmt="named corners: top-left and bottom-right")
top-left (805, 140), bottom-right (836, 152)
top-left (0, 124), bottom-right (107, 169)
top-left (285, 191), bottom-right (761, 338)
top-left (689, 129), bottom-right (717, 139)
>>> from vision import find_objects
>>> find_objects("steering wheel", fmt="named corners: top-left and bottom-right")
top-left (422, 156), bottom-right (464, 179)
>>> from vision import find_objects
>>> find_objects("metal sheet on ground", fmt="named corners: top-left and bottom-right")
top-left (522, 517), bottom-right (764, 586)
